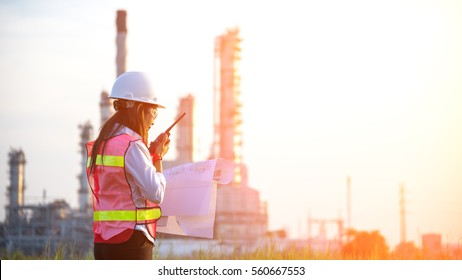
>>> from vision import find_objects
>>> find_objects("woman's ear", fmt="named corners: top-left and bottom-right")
top-left (113, 100), bottom-right (121, 111)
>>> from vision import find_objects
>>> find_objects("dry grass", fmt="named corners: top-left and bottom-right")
top-left (1, 240), bottom-right (460, 260)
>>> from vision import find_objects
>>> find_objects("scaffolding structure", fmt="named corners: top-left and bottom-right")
top-left (212, 28), bottom-right (268, 245)
top-left (212, 27), bottom-right (243, 186)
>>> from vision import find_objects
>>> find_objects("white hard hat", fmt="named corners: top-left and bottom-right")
top-left (110, 71), bottom-right (165, 108)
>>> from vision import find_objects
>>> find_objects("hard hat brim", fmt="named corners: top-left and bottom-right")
top-left (110, 97), bottom-right (166, 109)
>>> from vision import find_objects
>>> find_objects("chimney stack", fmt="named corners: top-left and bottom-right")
top-left (116, 10), bottom-right (127, 77)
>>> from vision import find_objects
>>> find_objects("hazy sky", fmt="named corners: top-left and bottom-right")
top-left (1, 0), bottom-right (461, 248)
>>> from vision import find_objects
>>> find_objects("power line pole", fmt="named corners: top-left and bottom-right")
top-left (346, 176), bottom-right (351, 230)
top-left (399, 183), bottom-right (407, 243)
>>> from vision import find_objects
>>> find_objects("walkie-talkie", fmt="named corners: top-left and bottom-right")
top-left (165, 112), bottom-right (186, 136)
top-left (149, 112), bottom-right (186, 154)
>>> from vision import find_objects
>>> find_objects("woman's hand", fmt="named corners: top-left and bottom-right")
top-left (149, 132), bottom-right (170, 157)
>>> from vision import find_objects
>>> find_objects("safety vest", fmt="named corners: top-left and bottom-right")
top-left (86, 133), bottom-right (161, 243)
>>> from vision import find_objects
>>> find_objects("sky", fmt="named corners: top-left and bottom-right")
top-left (1, 0), bottom-right (462, 248)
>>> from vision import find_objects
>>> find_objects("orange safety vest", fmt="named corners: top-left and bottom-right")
top-left (86, 133), bottom-right (161, 243)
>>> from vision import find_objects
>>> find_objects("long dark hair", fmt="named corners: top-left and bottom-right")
top-left (88, 100), bottom-right (151, 174)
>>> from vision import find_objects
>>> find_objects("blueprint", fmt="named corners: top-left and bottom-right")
top-left (157, 158), bottom-right (234, 238)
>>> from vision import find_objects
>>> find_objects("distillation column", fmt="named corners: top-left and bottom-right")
top-left (99, 90), bottom-right (113, 125)
top-left (212, 27), bottom-right (243, 186)
top-left (176, 94), bottom-right (195, 164)
top-left (6, 149), bottom-right (26, 225)
top-left (78, 121), bottom-right (93, 213)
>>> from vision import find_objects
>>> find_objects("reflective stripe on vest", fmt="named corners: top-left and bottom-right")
top-left (94, 208), bottom-right (161, 222)
top-left (86, 134), bottom-right (161, 242)
top-left (86, 155), bottom-right (124, 167)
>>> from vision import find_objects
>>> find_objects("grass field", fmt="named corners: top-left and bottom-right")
top-left (1, 240), bottom-right (460, 260)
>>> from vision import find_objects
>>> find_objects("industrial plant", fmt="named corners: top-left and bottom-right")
top-left (0, 10), bottom-right (269, 258)
top-left (1, 10), bottom-right (452, 259)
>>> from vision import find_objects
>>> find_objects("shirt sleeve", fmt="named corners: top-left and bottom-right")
top-left (124, 140), bottom-right (167, 204)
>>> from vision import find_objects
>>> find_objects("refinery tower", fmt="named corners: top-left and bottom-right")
top-left (212, 28), bottom-right (268, 244)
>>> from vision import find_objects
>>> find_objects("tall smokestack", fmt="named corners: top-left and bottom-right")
top-left (100, 10), bottom-right (126, 126)
top-left (116, 10), bottom-right (127, 77)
